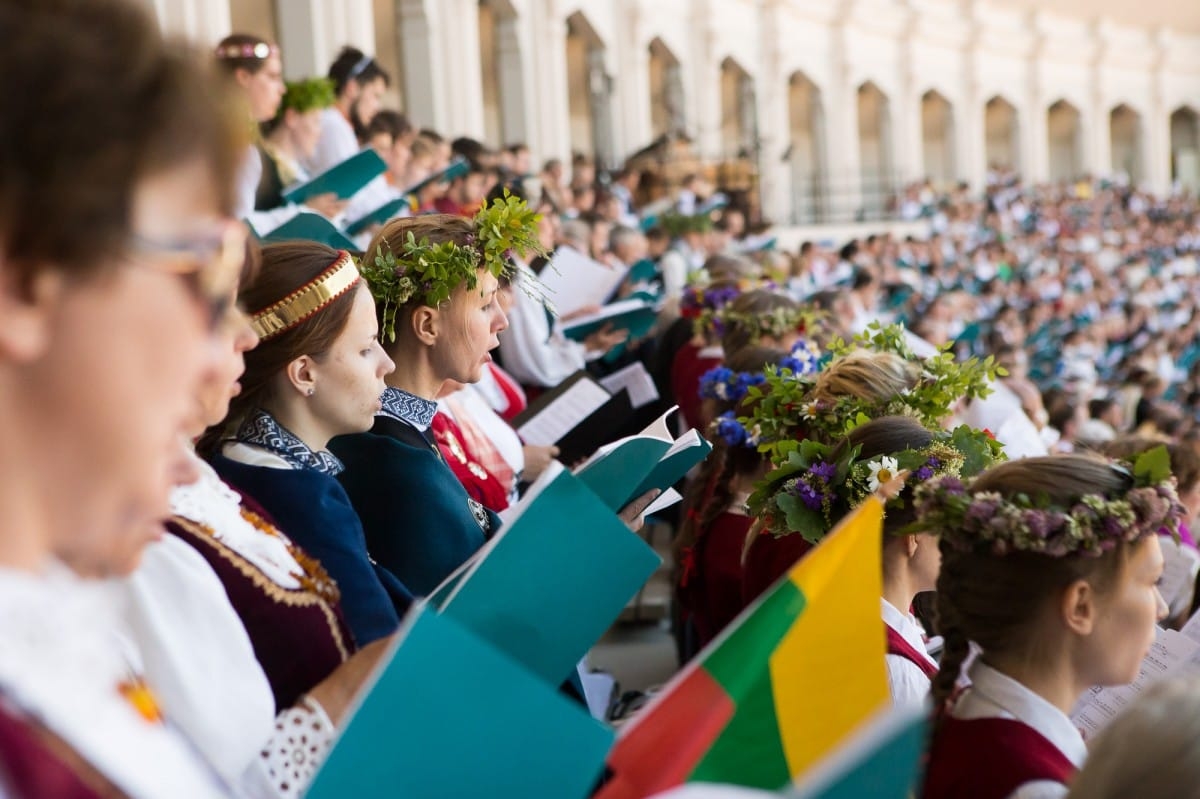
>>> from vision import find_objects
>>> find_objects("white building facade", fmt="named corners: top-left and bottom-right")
top-left (145, 0), bottom-right (1200, 223)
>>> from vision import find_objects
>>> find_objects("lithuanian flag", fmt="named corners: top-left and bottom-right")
top-left (597, 498), bottom-right (889, 798)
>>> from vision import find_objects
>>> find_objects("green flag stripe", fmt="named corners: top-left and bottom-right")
top-left (688, 664), bottom-right (792, 789)
top-left (702, 577), bottom-right (807, 695)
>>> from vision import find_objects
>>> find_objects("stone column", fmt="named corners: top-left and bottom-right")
top-left (275, 0), bottom-right (375, 80)
top-left (151, 0), bottom-right (231, 45)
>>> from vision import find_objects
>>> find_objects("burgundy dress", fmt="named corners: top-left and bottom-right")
top-left (678, 511), bottom-right (754, 648)
top-left (741, 529), bottom-right (814, 607)
top-left (168, 497), bottom-right (356, 712)
top-left (0, 699), bottom-right (116, 798)
top-left (670, 342), bottom-right (723, 433)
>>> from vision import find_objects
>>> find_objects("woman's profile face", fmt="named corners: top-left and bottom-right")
top-left (237, 54), bottom-right (285, 123)
top-left (1083, 534), bottom-right (1167, 687)
top-left (292, 107), bottom-right (325, 160)
top-left (304, 283), bottom-right (395, 439)
top-left (43, 159), bottom-right (235, 576)
top-left (432, 270), bottom-right (507, 385)
top-left (193, 296), bottom-right (259, 435)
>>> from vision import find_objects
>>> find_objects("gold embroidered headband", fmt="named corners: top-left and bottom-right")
top-left (250, 250), bottom-right (360, 340)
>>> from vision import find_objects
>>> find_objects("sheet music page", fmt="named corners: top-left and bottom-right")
top-left (1071, 627), bottom-right (1199, 738)
top-left (599, 362), bottom-right (660, 409)
top-left (516, 378), bottom-right (611, 447)
top-left (538, 246), bottom-right (628, 317)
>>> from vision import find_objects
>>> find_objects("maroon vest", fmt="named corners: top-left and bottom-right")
top-left (0, 700), bottom-right (115, 798)
top-left (922, 716), bottom-right (1077, 799)
top-left (885, 625), bottom-right (938, 680)
top-left (167, 494), bottom-right (356, 712)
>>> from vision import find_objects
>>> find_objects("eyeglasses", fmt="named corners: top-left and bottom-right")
top-left (129, 220), bottom-right (248, 330)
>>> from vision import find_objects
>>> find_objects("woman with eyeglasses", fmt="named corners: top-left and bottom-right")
top-left (203, 242), bottom-right (412, 647)
top-left (0, 0), bottom-right (246, 794)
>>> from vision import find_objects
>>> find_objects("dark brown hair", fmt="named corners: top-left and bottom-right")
top-left (929, 455), bottom-right (1137, 715)
top-left (0, 0), bottom-right (244, 282)
top-left (198, 242), bottom-right (360, 455)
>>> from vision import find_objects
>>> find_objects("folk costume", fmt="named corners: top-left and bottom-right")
top-left (213, 250), bottom-right (413, 646)
top-left (331, 387), bottom-right (500, 596)
top-left (915, 454), bottom-right (1187, 799)
top-left (497, 257), bottom-right (591, 391)
top-left (335, 194), bottom-right (544, 596)
top-left (0, 565), bottom-right (228, 799)
top-left (881, 598), bottom-right (938, 706)
top-left (123, 532), bottom-right (339, 798)
top-left (677, 493), bottom-right (754, 649)
top-left (922, 661), bottom-right (1083, 799)
top-left (167, 453), bottom-right (355, 710)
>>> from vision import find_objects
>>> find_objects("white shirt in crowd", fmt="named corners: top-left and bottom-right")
top-left (498, 260), bottom-right (589, 388)
top-left (881, 598), bottom-right (938, 707)
top-left (0, 563), bottom-right (228, 798)
top-left (950, 660), bottom-right (1087, 799)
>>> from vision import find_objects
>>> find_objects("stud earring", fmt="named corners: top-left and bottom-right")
top-left (306, 387), bottom-right (315, 397)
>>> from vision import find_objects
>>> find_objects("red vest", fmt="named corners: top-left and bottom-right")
top-left (885, 625), bottom-right (938, 680)
top-left (922, 716), bottom-right (1077, 799)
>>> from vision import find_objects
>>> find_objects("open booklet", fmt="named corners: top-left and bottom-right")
top-left (512, 371), bottom-right (635, 465)
top-left (1070, 614), bottom-right (1200, 738)
top-left (280, 148), bottom-right (387, 205)
top-left (304, 604), bottom-right (612, 799)
top-left (561, 298), bottom-right (659, 342)
top-left (572, 405), bottom-right (713, 513)
top-left (428, 460), bottom-right (662, 687)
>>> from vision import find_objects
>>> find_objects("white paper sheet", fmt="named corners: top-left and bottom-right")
top-left (599, 362), bottom-right (660, 409)
top-left (516, 378), bottom-right (612, 447)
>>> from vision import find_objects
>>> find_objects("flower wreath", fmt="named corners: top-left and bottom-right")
top-left (710, 303), bottom-right (820, 344)
top-left (747, 424), bottom-right (1005, 543)
top-left (280, 77), bottom-right (335, 114)
top-left (742, 321), bottom-right (1003, 464)
top-left (359, 191), bottom-right (546, 342)
top-left (912, 446), bottom-right (1185, 558)
top-left (700, 339), bottom-right (825, 448)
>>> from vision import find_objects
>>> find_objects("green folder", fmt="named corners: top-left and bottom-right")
top-left (434, 463), bottom-right (661, 687)
top-left (342, 157), bottom-right (470, 235)
top-left (561, 299), bottom-right (658, 342)
top-left (344, 196), bottom-right (410, 236)
top-left (260, 211), bottom-right (359, 251)
top-left (306, 606), bottom-right (613, 799)
top-left (281, 148), bottom-right (387, 204)
top-left (573, 408), bottom-right (713, 512)
top-left (789, 704), bottom-right (928, 799)
top-left (403, 155), bottom-right (469, 196)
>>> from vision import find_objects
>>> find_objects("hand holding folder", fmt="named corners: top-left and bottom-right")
top-left (343, 157), bottom-right (470, 235)
top-left (281, 148), bottom-right (388, 205)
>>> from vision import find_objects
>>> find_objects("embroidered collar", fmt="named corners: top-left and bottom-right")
top-left (235, 409), bottom-right (344, 476)
top-left (380, 386), bottom-right (437, 431)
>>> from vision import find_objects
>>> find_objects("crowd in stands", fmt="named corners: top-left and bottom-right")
top-left (9, 1), bottom-right (1200, 796)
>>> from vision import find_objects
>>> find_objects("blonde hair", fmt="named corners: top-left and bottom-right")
top-left (1066, 676), bottom-right (1200, 799)
top-left (813, 350), bottom-right (920, 405)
